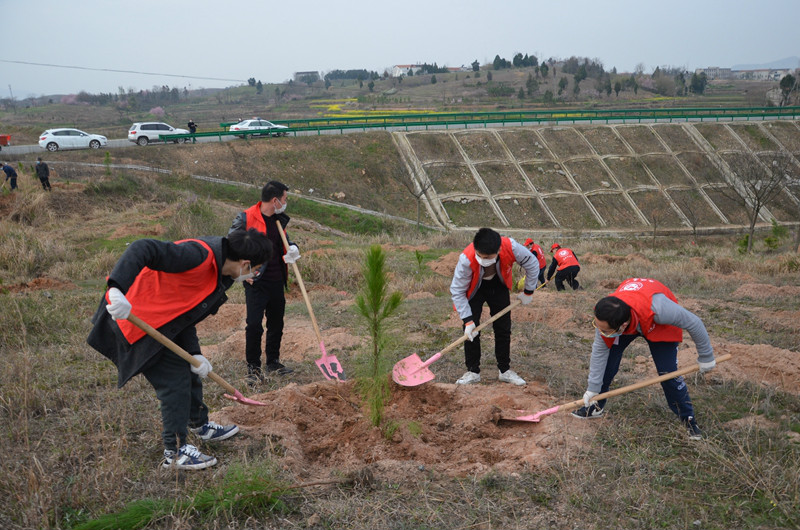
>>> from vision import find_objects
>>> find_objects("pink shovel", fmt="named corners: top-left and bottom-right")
top-left (392, 300), bottom-right (522, 386)
top-left (498, 353), bottom-right (732, 423)
top-left (276, 221), bottom-right (346, 381)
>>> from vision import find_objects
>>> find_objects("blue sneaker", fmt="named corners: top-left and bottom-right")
top-left (191, 421), bottom-right (239, 442)
top-left (683, 416), bottom-right (703, 440)
top-left (162, 444), bottom-right (217, 470)
top-left (571, 404), bottom-right (605, 419)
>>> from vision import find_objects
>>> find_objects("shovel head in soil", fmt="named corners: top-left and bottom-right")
top-left (392, 301), bottom-right (521, 387)
top-left (392, 352), bottom-right (440, 386)
top-left (315, 342), bottom-right (346, 381)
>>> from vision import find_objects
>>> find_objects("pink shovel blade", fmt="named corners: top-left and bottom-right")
top-left (223, 389), bottom-right (268, 407)
top-left (392, 353), bottom-right (435, 386)
top-left (315, 342), bottom-right (346, 381)
top-left (498, 405), bottom-right (561, 423)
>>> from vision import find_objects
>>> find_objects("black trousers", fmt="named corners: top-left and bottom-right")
top-left (39, 177), bottom-right (51, 190)
top-left (463, 276), bottom-right (512, 374)
top-left (554, 265), bottom-right (580, 291)
top-left (244, 279), bottom-right (286, 370)
top-left (142, 327), bottom-right (208, 452)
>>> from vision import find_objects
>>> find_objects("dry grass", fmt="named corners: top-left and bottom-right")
top-left (1, 153), bottom-right (799, 530)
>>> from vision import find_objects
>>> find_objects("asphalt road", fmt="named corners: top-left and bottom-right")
top-left (0, 135), bottom-right (239, 157)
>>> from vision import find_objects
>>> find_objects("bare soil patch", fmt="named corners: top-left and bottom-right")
top-left (195, 272), bottom-right (800, 482)
top-left (4, 276), bottom-right (77, 293)
top-left (732, 282), bottom-right (800, 299)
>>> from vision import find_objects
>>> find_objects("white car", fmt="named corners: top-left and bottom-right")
top-left (39, 128), bottom-right (108, 152)
top-left (128, 122), bottom-right (190, 146)
top-left (229, 118), bottom-right (288, 137)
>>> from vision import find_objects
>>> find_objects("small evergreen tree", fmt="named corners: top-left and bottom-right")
top-left (355, 245), bottom-right (403, 427)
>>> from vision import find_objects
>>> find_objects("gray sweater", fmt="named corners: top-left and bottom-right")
top-left (450, 237), bottom-right (540, 321)
top-left (586, 293), bottom-right (715, 392)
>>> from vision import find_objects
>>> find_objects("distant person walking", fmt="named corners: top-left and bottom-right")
top-left (35, 157), bottom-right (51, 191)
top-left (187, 119), bottom-right (197, 143)
top-left (546, 243), bottom-right (582, 291)
top-left (2, 162), bottom-right (18, 191)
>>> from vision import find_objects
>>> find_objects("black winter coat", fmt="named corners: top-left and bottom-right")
top-left (87, 237), bottom-right (233, 387)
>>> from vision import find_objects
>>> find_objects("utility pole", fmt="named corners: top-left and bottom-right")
top-left (8, 85), bottom-right (13, 99)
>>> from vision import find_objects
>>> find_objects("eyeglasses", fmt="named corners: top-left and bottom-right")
top-left (592, 319), bottom-right (626, 338)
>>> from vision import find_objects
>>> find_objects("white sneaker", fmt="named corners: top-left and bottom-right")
top-left (456, 371), bottom-right (481, 385)
top-left (498, 369), bottom-right (526, 386)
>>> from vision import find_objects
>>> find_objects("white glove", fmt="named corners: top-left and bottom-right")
top-left (516, 291), bottom-right (534, 305)
top-left (106, 287), bottom-right (132, 321)
top-left (191, 354), bottom-right (212, 378)
top-left (583, 390), bottom-right (599, 407)
top-left (464, 321), bottom-right (478, 342)
top-left (283, 244), bottom-right (300, 264)
top-left (698, 359), bottom-right (716, 374)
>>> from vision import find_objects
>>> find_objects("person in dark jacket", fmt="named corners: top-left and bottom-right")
top-left (230, 180), bottom-right (300, 383)
top-left (87, 229), bottom-right (273, 470)
top-left (2, 162), bottom-right (18, 190)
top-left (35, 157), bottom-right (51, 191)
top-left (546, 243), bottom-right (582, 291)
top-left (187, 119), bottom-right (197, 143)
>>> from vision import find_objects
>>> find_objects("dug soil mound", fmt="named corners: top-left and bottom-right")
top-left (197, 282), bottom-right (800, 481)
top-left (216, 379), bottom-right (588, 481)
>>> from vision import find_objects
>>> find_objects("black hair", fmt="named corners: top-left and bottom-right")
top-left (261, 180), bottom-right (289, 202)
top-left (473, 227), bottom-right (501, 255)
top-left (594, 296), bottom-right (631, 329)
top-left (226, 228), bottom-right (273, 265)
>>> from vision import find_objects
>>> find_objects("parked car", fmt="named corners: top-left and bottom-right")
top-left (38, 128), bottom-right (108, 152)
top-left (229, 118), bottom-right (288, 137)
top-left (127, 122), bottom-right (190, 146)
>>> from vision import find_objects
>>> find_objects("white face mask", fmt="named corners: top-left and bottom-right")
top-left (233, 263), bottom-right (255, 283)
top-left (274, 197), bottom-right (287, 214)
top-left (476, 256), bottom-right (497, 268)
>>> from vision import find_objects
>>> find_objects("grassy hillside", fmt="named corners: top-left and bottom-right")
top-left (1, 159), bottom-right (799, 529)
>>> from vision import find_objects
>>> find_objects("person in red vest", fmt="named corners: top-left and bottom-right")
top-left (450, 227), bottom-right (541, 386)
top-left (573, 277), bottom-right (717, 440)
top-left (523, 238), bottom-right (547, 287)
top-left (546, 243), bottom-right (582, 291)
top-left (87, 229), bottom-right (273, 469)
top-left (230, 180), bottom-right (300, 383)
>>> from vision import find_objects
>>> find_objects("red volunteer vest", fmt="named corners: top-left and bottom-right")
top-left (554, 247), bottom-right (579, 270)
top-left (602, 277), bottom-right (683, 348)
top-left (463, 237), bottom-right (515, 298)
top-left (530, 243), bottom-right (546, 269)
top-left (245, 202), bottom-right (286, 258)
top-left (110, 239), bottom-right (219, 344)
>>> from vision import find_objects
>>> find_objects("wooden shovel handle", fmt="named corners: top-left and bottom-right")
top-left (127, 313), bottom-right (238, 395)
top-left (275, 221), bottom-right (324, 344)
top-left (438, 299), bottom-right (522, 358)
top-left (559, 352), bottom-right (733, 413)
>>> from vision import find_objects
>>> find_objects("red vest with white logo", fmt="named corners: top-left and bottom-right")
top-left (530, 243), bottom-right (546, 269)
top-left (602, 277), bottom-right (683, 348)
top-left (554, 247), bottom-right (579, 270)
top-left (463, 237), bottom-right (515, 298)
top-left (111, 239), bottom-right (218, 344)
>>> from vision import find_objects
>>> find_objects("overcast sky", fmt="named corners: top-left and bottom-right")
top-left (2, 0), bottom-right (798, 99)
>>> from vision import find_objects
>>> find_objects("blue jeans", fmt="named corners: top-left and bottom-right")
top-left (596, 334), bottom-right (694, 419)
